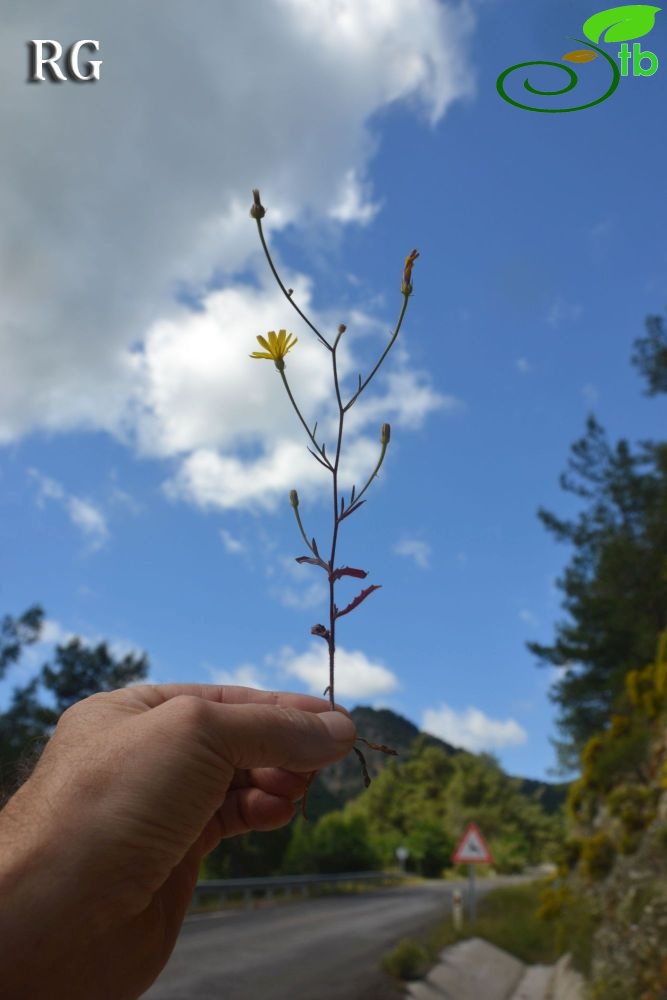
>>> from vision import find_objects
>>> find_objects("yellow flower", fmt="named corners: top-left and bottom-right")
top-left (250, 329), bottom-right (298, 370)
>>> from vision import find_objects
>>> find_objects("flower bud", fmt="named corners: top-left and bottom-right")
top-left (250, 189), bottom-right (266, 220)
top-left (401, 249), bottom-right (419, 295)
top-left (338, 324), bottom-right (347, 335)
top-left (381, 423), bottom-right (391, 445)
top-left (290, 489), bottom-right (299, 508)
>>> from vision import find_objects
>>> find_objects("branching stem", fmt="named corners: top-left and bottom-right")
top-left (255, 218), bottom-right (331, 351)
top-left (255, 197), bottom-right (413, 722)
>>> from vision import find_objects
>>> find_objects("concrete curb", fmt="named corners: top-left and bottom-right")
top-left (405, 940), bottom-right (585, 1000)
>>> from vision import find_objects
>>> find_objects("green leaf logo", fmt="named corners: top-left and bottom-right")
top-left (583, 4), bottom-right (661, 43)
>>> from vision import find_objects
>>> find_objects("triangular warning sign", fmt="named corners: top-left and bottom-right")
top-left (452, 822), bottom-right (494, 865)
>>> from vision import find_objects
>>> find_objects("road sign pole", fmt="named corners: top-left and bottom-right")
top-left (468, 864), bottom-right (476, 923)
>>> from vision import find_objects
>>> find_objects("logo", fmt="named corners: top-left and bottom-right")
top-left (497, 4), bottom-right (660, 112)
top-left (27, 40), bottom-right (102, 83)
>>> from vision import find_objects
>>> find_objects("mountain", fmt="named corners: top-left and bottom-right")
top-left (307, 705), bottom-right (567, 818)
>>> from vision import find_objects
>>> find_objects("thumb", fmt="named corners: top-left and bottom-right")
top-left (154, 695), bottom-right (357, 772)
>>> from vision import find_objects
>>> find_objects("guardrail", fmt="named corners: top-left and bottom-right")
top-left (190, 871), bottom-right (406, 912)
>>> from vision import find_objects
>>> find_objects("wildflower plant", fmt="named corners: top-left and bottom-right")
top-left (249, 189), bottom-right (418, 792)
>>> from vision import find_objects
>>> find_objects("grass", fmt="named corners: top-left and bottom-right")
top-left (383, 880), bottom-right (566, 982)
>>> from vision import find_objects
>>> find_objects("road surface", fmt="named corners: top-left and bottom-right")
top-left (144, 879), bottom-right (500, 1000)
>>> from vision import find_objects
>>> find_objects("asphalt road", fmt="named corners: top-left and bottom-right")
top-left (143, 879), bottom-right (495, 1000)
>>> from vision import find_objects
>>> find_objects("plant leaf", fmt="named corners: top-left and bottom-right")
top-left (311, 624), bottom-right (330, 642)
top-left (582, 4), bottom-right (660, 43)
top-left (330, 566), bottom-right (368, 583)
top-left (335, 584), bottom-right (381, 618)
top-left (562, 49), bottom-right (598, 62)
top-left (339, 499), bottom-right (367, 522)
top-left (296, 555), bottom-right (321, 567)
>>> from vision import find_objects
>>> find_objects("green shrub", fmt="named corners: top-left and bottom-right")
top-left (607, 783), bottom-right (657, 832)
top-left (580, 831), bottom-right (616, 881)
top-left (382, 938), bottom-right (429, 980)
top-left (537, 882), bottom-right (596, 976)
top-left (310, 812), bottom-right (380, 873)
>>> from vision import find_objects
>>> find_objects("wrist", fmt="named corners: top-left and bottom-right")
top-left (0, 784), bottom-right (116, 998)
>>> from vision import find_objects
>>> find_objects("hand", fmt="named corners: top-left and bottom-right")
top-left (0, 684), bottom-right (356, 1000)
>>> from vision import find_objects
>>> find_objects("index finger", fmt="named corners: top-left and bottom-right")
top-left (115, 682), bottom-right (351, 717)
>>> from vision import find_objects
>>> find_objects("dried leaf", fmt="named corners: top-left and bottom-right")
top-left (335, 584), bottom-right (382, 618)
top-left (357, 737), bottom-right (399, 756)
top-left (296, 555), bottom-right (321, 567)
top-left (330, 566), bottom-right (369, 583)
top-left (311, 623), bottom-right (330, 642)
top-left (562, 49), bottom-right (598, 62)
top-left (353, 747), bottom-right (371, 788)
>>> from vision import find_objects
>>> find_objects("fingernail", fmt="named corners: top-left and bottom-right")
top-left (319, 711), bottom-right (356, 743)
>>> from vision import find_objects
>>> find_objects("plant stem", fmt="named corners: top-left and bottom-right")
top-left (280, 370), bottom-right (332, 470)
top-left (344, 294), bottom-right (409, 411)
top-left (327, 342), bottom-right (346, 708)
top-left (342, 439), bottom-right (388, 516)
top-left (255, 219), bottom-right (331, 352)
top-left (256, 210), bottom-right (412, 718)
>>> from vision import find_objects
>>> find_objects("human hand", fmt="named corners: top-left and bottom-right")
top-left (0, 684), bottom-right (356, 1000)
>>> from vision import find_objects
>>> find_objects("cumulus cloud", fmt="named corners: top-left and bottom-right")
top-left (328, 169), bottom-right (381, 225)
top-left (207, 663), bottom-right (268, 690)
top-left (0, 0), bottom-right (474, 441)
top-left (279, 643), bottom-right (399, 699)
top-left (422, 703), bottom-right (527, 752)
top-left (220, 529), bottom-right (245, 555)
top-left (29, 469), bottom-right (109, 550)
top-left (394, 538), bottom-right (431, 569)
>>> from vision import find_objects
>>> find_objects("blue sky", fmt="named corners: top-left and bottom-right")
top-left (1, 0), bottom-right (665, 781)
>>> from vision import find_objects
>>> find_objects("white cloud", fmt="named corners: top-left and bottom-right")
top-left (515, 357), bottom-right (532, 374)
top-left (149, 289), bottom-right (455, 508)
top-left (108, 486), bottom-right (142, 516)
top-left (67, 498), bottom-right (109, 548)
top-left (29, 469), bottom-right (109, 550)
top-left (0, 0), bottom-right (475, 457)
top-left (40, 619), bottom-right (76, 647)
top-left (546, 298), bottom-right (583, 329)
top-left (394, 538), bottom-right (431, 569)
top-left (345, 369), bottom-right (460, 435)
top-left (518, 608), bottom-right (539, 628)
top-left (207, 663), bottom-right (268, 690)
top-left (328, 169), bottom-right (381, 225)
top-left (18, 617), bottom-right (145, 675)
top-left (422, 703), bottom-right (528, 752)
top-left (273, 582), bottom-right (329, 610)
top-left (220, 529), bottom-right (246, 555)
top-left (279, 642), bottom-right (399, 699)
